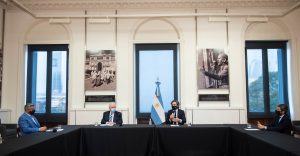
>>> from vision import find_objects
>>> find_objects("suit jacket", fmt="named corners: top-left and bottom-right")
top-left (18, 113), bottom-right (41, 135)
top-left (165, 109), bottom-right (186, 125)
top-left (266, 114), bottom-right (292, 135)
top-left (101, 111), bottom-right (123, 125)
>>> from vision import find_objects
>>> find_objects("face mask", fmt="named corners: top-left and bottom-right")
top-left (29, 110), bottom-right (35, 115)
top-left (111, 108), bottom-right (116, 113)
top-left (172, 106), bottom-right (177, 110)
top-left (275, 110), bottom-right (281, 116)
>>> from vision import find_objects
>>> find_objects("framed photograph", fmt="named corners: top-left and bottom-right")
top-left (85, 50), bottom-right (116, 91)
top-left (197, 48), bottom-right (229, 89)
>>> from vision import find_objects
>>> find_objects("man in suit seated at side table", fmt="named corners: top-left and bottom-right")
top-left (165, 100), bottom-right (186, 125)
top-left (101, 103), bottom-right (123, 125)
top-left (257, 104), bottom-right (292, 135)
top-left (18, 103), bottom-right (47, 135)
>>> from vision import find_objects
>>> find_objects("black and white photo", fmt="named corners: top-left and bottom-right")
top-left (197, 48), bottom-right (229, 89)
top-left (85, 50), bottom-right (116, 91)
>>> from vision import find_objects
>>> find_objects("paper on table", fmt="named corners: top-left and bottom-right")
top-left (100, 123), bottom-right (114, 126)
top-left (57, 128), bottom-right (64, 132)
top-left (46, 128), bottom-right (64, 132)
top-left (244, 128), bottom-right (260, 131)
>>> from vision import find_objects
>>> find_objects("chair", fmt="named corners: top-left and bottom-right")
top-left (292, 121), bottom-right (300, 137)
top-left (0, 125), bottom-right (6, 140)
top-left (137, 117), bottom-right (151, 124)
top-left (0, 123), bottom-right (18, 140)
top-left (16, 127), bottom-right (21, 138)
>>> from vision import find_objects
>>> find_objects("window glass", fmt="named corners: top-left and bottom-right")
top-left (51, 51), bottom-right (67, 113)
top-left (246, 49), bottom-right (264, 112)
top-left (33, 51), bottom-right (47, 113)
top-left (139, 50), bottom-right (174, 113)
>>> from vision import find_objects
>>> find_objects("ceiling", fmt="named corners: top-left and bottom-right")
top-left (0, 0), bottom-right (299, 18)
top-left (2, 0), bottom-right (300, 10)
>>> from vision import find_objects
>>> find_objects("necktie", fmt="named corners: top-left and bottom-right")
top-left (31, 116), bottom-right (38, 126)
top-left (173, 111), bottom-right (177, 124)
top-left (278, 116), bottom-right (283, 123)
top-left (109, 114), bottom-right (113, 122)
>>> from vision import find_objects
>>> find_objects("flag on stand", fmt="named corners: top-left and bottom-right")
top-left (150, 78), bottom-right (165, 125)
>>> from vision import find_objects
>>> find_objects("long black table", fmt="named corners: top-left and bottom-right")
top-left (0, 125), bottom-right (81, 156)
top-left (156, 125), bottom-right (230, 156)
top-left (230, 125), bottom-right (300, 156)
top-left (80, 125), bottom-right (156, 156)
top-left (0, 125), bottom-right (299, 156)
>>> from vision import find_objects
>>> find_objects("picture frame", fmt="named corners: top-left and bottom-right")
top-left (197, 48), bottom-right (229, 89)
top-left (84, 50), bottom-right (116, 91)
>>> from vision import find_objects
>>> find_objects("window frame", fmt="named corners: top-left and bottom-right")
top-left (245, 41), bottom-right (288, 118)
top-left (135, 43), bottom-right (179, 118)
top-left (27, 44), bottom-right (69, 123)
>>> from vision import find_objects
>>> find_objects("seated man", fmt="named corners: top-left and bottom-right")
top-left (101, 103), bottom-right (123, 125)
top-left (18, 103), bottom-right (47, 135)
top-left (165, 100), bottom-right (186, 125)
top-left (257, 104), bottom-right (292, 135)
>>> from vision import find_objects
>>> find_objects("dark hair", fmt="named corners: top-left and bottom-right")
top-left (277, 104), bottom-right (288, 114)
top-left (24, 103), bottom-right (34, 111)
top-left (171, 100), bottom-right (180, 107)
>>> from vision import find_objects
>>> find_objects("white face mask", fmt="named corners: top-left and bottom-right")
top-left (111, 108), bottom-right (116, 113)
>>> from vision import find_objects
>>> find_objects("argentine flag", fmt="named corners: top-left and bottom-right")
top-left (151, 79), bottom-right (165, 125)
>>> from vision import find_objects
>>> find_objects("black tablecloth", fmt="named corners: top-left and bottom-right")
top-left (229, 125), bottom-right (300, 156)
top-left (0, 126), bottom-right (81, 156)
top-left (156, 125), bottom-right (230, 156)
top-left (1, 124), bottom-right (300, 156)
top-left (80, 125), bottom-right (155, 156)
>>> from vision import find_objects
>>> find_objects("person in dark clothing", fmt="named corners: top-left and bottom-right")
top-left (257, 104), bottom-right (292, 135)
top-left (165, 100), bottom-right (186, 125)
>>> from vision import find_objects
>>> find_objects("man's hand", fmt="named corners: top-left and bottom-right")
top-left (172, 118), bottom-right (181, 123)
top-left (170, 113), bottom-right (175, 120)
top-left (106, 122), bottom-right (114, 125)
top-left (39, 126), bottom-right (47, 132)
top-left (257, 121), bottom-right (266, 129)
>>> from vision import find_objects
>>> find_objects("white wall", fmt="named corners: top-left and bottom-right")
top-left (1, 7), bottom-right (300, 124)
top-left (282, 8), bottom-right (300, 120)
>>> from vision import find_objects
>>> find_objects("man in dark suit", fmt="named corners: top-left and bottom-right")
top-left (18, 103), bottom-right (47, 135)
top-left (165, 100), bottom-right (186, 125)
top-left (101, 103), bottom-right (123, 125)
top-left (257, 104), bottom-right (292, 135)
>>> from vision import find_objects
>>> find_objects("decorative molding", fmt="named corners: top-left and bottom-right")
top-left (209, 17), bottom-right (230, 22)
top-left (6, 0), bottom-right (300, 10)
top-left (49, 18), bottom-right (71, 24)
top-left (246, 17), bottom-right (268, 22)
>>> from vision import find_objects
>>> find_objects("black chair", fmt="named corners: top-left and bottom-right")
top-left (292, 121), bottom-right (300, 137)
top-left (3, 124), bottom-right (18, 139)
top-left (0, 126), bottom-right (5, 140)
top-left (0, 118), bottom-right (18, 140)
